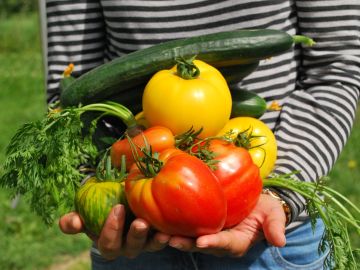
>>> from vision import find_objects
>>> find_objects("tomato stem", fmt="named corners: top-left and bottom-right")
top-left (230, 127), bottom-right (268, 168)
top-left (292, 35), bottom-right (316, 47)
top-left (176, 56), bottom-right (200, 80)
top-left (174, 127), bottom-right (203, 150)
top-left (62, 63), bottom-right (75, 77)
top-left (126, 133), bottom-right (163, 178)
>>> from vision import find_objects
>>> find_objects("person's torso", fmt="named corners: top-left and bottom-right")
top-left (100, 0), bottom-right (300, 128)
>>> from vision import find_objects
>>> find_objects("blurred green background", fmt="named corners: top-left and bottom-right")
top-left (0, 1), bottom-right (359, 270)
top-left (0, 2), bottom-right (91, 270)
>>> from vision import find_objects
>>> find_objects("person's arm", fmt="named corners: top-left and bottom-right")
top-left (46, 0), bottom-right (106, 103)
top-left (271, 0), bottom-right (360, 223)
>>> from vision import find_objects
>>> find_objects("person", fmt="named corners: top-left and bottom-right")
top-left (44, 0), bottom-right (360, 269)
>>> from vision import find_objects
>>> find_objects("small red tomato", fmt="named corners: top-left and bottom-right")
top-left (111, 126), bottom-right (175, 170)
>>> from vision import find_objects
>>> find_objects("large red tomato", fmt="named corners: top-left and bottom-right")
top-left (125, 148), bottom-right (227, 237)
top-left (191, 139), bottom-right (262, 228)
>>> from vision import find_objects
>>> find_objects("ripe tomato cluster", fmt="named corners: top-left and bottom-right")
top-left (110, 124), bottom-right (265, 237)
top-left (106, 59), bottom-right (278, 237)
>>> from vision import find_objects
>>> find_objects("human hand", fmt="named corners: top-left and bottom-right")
top-left (59, 204), bottom-right (170, 260)
top-left (167, 194), bottom-right (287, 257)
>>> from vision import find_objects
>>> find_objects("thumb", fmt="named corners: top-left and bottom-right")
top-left (262, 200), bottom-right (287, 247)
top-left (59, 212), bottom-right (84, 234)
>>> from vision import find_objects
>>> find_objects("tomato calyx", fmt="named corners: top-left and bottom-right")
top-left (188, 139), bottom-right (220, 170)
top-left (136, 149), bottom-right (163, 178)
top-left (174, 127), bottom-right (203, 150)
top-left (186, 135), bottom-right (234, 170)
top-left (126, 134), bottom-right (164, 178)
top-left (95, 152), bottom-right (127, 182)
top-left (229, 127), bottom-right (268, 168)
top-left (176, 56), bottom-right (200, 80)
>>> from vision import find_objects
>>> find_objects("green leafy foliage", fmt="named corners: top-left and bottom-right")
top-left (0, 100), bottom-right (137, 226)
top-left (0, 109), bottom-right (99, 225)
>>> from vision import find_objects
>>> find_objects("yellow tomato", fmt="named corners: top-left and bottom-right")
top-left (142, 59), bottom-right (232, 138)
top-left (217, 117), bottom-right (277, 179)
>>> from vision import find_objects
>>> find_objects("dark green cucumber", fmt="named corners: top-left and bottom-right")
top-left (219, 62), bottom-right (259, 85)
top-left (231, 88), bottom-right (267, 118)
top-left (60, 30), bottom-right (313, 107)
top-left (59, 75), bottom-right (75, 93)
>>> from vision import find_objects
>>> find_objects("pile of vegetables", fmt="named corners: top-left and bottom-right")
top-left (0, 29), bottom-right (359, 269)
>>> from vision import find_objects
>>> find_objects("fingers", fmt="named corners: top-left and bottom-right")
top-left (169, 236), bottom-right (197, 251)
top-left (145, 232), bottom-right (170, 252)
top-left (60, 206), bottom-right (168, 260)
top-left (123, 219), bottom-right (151, 258)
top-left (97, 204), bottom-right (126, 260)
top-left (196, 230), bottom-right (252, 257)
top-left (262, 202), bottom-right (286, 247)
top-left (168, 231), bottom-right (256, 257)
top-left (59, 212), bottom-right (83, 234)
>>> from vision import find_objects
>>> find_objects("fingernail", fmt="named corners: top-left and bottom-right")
top-left (196, 239), bottom-right (208, 248)
top-left (136, 220), bottom-right (147, 229)
top-left (70, 214), bottom-right (81, 229)
top-left (134, 221), bottom-right (147, 236)
top-left (169, 242), bottom-right (183, 249)
top-left (158, 236), bottom-right (169, 244)
top-left (113, 205), bottom-right (123, 218)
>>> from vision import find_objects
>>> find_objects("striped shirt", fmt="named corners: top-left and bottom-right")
top-left (45, 0), bottom-right (360, 226)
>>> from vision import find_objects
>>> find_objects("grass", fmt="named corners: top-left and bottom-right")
top-left (0, 13), bottom-right (91, 270)
top-left (0, 11), bottom-right (359, 270)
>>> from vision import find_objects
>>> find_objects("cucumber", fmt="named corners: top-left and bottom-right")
top-left (60, 75), bottom-right (75, 93)
top-left (60, 30), bottom-right (313, 107)
top-left (219, 62), bottom-right (259, 85)
top-left (231, 88), bottom-right (267, 118)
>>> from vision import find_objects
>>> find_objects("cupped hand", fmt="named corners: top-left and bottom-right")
top-left (168, 194), bottom-right (287, 257)
top-left (59, 204), bottom-right (170, 260)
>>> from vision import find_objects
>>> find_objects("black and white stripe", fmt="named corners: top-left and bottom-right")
top-left (44, 0), bottom-right (360, 226)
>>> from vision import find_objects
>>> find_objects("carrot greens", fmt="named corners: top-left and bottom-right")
top-left (264, 173), bottom-right (360, 270)
top-left (0, 102), bottom-right (137, 225)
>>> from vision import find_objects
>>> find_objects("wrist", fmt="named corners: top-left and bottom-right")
top-left (262, 188), bottom-right (292, 225)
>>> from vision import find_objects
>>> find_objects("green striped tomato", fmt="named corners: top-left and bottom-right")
top-left (74, 177), bottom-right (127, 236)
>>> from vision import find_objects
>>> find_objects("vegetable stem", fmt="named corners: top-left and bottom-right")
top-left (79, 101), bottom-right (137, 128)
top-left (176, 56), bottom-right (200, 80)
top-left (292, 35), bottom-right (316, 46)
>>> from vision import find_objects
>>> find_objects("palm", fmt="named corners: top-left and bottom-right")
top-left (168, 194), bottom-right (286, 257)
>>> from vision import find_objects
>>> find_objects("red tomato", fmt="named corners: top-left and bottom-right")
top-left (192, 139), bottom-right (262, 228)
top-left (111, 126), bottom-right (175, 170)
top-left (125, 148), bottom-right (227, 237)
